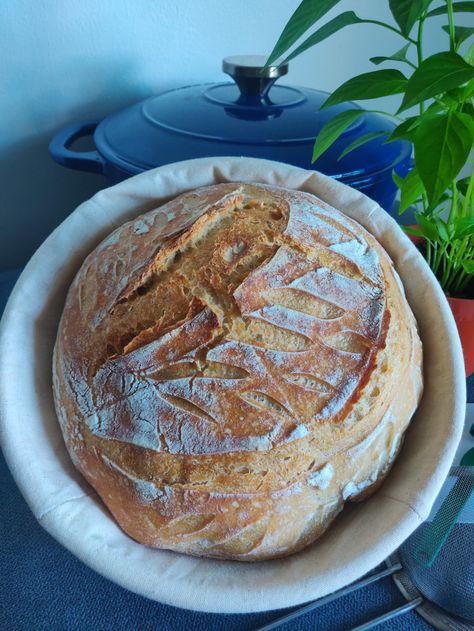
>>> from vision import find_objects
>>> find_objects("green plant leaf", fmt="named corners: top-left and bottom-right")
top-left (389, 0), bottom-right (432, 37)
top-left (386, 116), bottom-right (419, 141)
top-left (414, 110), bottom-right (474, 207)
top-left (427, 1), bottom-right (474, 17)
top-left (467, 42), bottom-right (474, 65)
top-left (434, 217), bottom-right (450, 241)
top-left (448, 78), bottom-right (474, 103)
top-left (439, 91), bottom-right (462, 106)
top-left (370, 43), bottom-right (412, 66)
top-left (403, 225), bottom-right (424, 237)
top-left (387, 101), bottom-right (446, 142)
top-left (462, 79), bottom-right (474, 98)
top-left (461, 258), bottom-right (474, 274)
top-left (457, 176), bottom-right (471, 197)
top-left (415, 212), bottom-right (440, 241)
top-left (393, 168), bottom-right (425, 214)
top-left (337, 131), bottom-right (387, 160)
top-left (425, 100), bottom-right (448, 115)
top-left (322, 70), bottom-right (408, 109)
top-left (282, 12), bottom-right (364, 63)
top-left (442, 25), bottom-right (474, 48)
top-left (463, 101), bottom-right (474, 117)
top-left (372, 46), bottom-right (413, 69)
top-left (399, 52), bottom-right (474, 112)
top-left (455, 217), bottom-right (474, 237)
top-left (311, 109), bottom-right (364, 163)
top-left (431, 190), bottom-right (453, 208)
top-left (265, 0), bottom-right (344, 66)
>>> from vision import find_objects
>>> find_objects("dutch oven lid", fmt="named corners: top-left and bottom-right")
top-left (94, 55), bottom-right (410, 178)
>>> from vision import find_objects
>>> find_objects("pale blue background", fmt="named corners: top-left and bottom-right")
top-left (0, 0), bottom-right (448, 270)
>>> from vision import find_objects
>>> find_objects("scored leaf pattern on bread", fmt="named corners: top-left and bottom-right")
top-left (86, 190), bottom-right (386, 456)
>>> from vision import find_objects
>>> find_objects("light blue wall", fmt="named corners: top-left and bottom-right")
top-left (0, 0), bottom-right (446, 269)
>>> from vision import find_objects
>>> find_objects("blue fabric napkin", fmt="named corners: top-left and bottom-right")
top-left (0, 268), bottom-right (437, 630)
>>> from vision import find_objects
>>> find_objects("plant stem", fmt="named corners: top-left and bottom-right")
top-left (440, 244), bottom-right (453, 289)
top-left (416, 14), bottom-right (426, 114)
top-left (446, 246), bottom-right (464, 293)
top-left (432, 241), bottom-right (440, 274)
top-left (456, 270), bottom-right (471, 294)
top-left (433, 240), bottom-right (449, 276)
top-left (446, 258), bottom-right (463, 294)
top-left (426, 239), bottom-right (432, 268)
top-left (447, 0), bottom-right (456, 52)
top-left (461, 167), bottom-right (474, 217)
top-left (449, 181), bottom-right (458, 223)
top-left (447, 172), bottom-right (474, 294)
top-left (422, 191), bottom-right (429, 214)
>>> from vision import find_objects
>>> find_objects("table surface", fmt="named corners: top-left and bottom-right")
top-left (1, 267), bottom-right (470, 631)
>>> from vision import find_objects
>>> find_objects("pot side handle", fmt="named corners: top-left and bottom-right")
top-left (49, 121), bottom-right (105, 175)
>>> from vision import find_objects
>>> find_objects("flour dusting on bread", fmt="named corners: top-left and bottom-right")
top-left (53, 183), bottom-right (422, 561)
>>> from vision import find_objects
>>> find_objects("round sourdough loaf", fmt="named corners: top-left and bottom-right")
top-left (53, 183), bottom-right (423, 561)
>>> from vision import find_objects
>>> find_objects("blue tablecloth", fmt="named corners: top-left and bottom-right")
top-left (0, 268), bottom-right (458, 630)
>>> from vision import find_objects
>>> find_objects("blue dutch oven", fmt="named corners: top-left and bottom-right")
top-left (49, 55), bottom-right (412, 214)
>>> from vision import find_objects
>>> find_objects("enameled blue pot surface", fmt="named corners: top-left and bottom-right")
top-left (50, 80), bottom-right (412, 214)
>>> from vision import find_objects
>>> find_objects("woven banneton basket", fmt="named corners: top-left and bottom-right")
top-left (0, 157), bottom-right (465, 613)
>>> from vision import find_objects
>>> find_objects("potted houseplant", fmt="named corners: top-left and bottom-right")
top-left (266, 0), bottom-right (474, 374)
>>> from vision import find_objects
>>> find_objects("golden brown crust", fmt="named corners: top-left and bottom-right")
top-left (53, 183), bottom-right (423, 561)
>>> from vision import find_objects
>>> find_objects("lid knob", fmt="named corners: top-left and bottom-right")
top-left (222, 55), bottom-right (288, 99)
